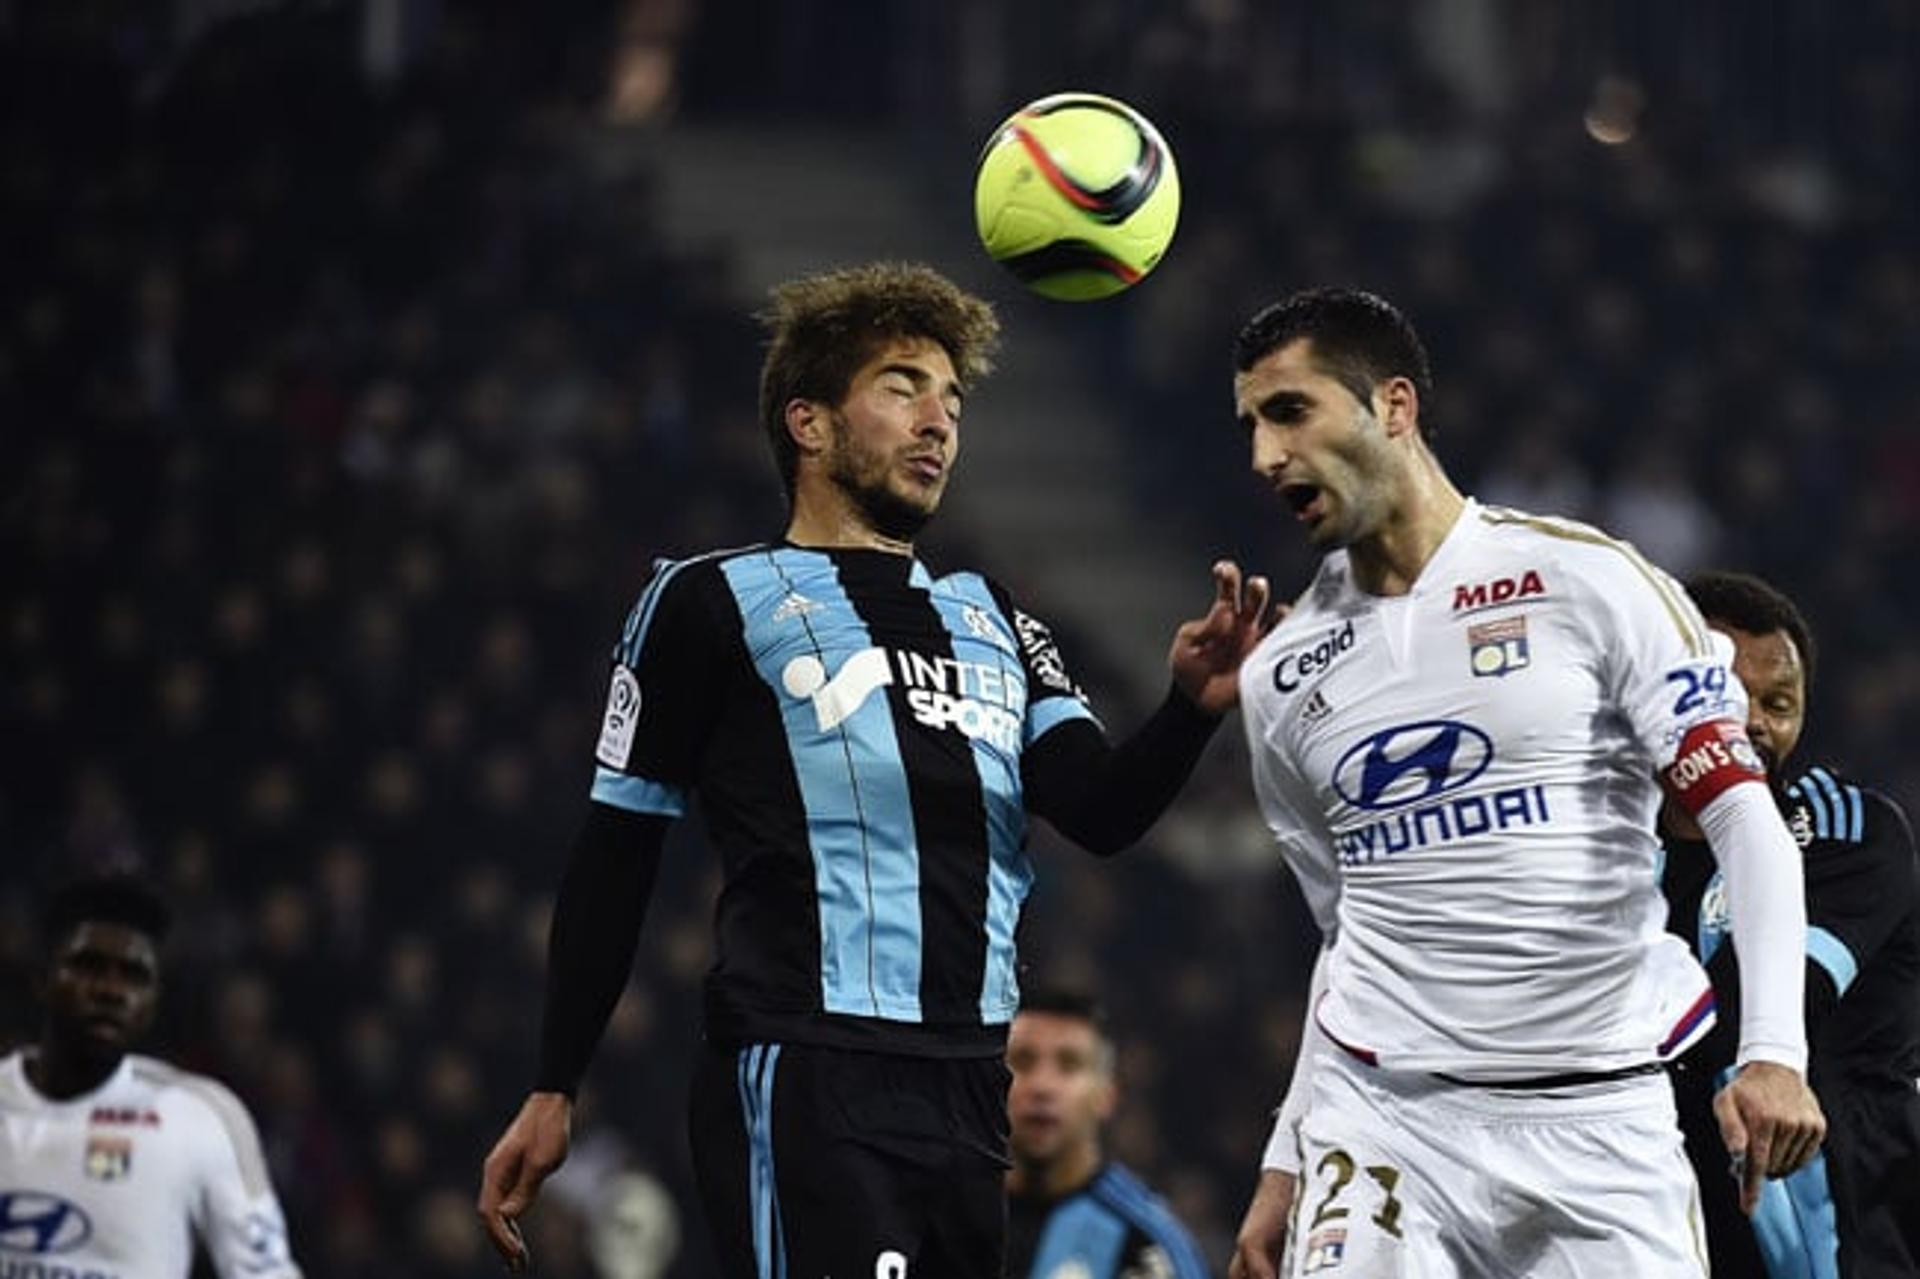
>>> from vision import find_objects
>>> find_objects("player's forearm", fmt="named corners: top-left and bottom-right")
top-left (534, 802), bottom-right (668, 1095)
top-left (1024, 684), bottom-right (1220, 855)
top-left (1699, 781), bottom-right (1810, 1072)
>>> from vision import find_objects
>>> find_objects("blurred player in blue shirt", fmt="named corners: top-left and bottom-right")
top-left (1663, 571), bottom-right (1920, 1278)
top-left (1006, 988), bottom-right (1208, 1279)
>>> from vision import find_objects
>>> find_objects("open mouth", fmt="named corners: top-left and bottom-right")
top-left (1280, 481), bottom-right (1324, 521)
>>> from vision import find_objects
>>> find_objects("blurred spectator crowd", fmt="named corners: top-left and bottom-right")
top-left (4, 1), bottom-right (1916, 1274)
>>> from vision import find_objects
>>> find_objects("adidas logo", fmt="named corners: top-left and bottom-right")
top-left (772, 592), bottom-right (823, 623)
top-left (1302, 689), bottom-right (1333, 723)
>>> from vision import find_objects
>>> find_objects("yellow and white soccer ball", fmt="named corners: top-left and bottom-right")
top-left (974, 92), bottom-right (1181, 301)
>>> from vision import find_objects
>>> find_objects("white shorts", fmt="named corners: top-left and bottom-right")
top-left (1288, 1051), bottom-right (1708, 1279)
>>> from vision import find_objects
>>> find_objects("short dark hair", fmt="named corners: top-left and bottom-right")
top-left (44, 873), bottom-right (171, 950)
top-left (1233, 287), bottom-right (1436, 440)
top-left (1016, 986), bottom-right (1109, 1035)
top-left (1684, 570), bottom-right (1817, 692)
top-left (757, 262), bottom-right (1001, 500)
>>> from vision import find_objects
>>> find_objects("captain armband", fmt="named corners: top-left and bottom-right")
top-left (1663, 720), bottom-right (1767, 816)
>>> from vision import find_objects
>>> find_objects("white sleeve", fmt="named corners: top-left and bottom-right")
top-left (187, 1081), bottom-right (304, 1278)
top-left (1571, 541), bottom-right (1747, 768)
top-left (1243, 694), bottom-right (1341, 932)
top-left (1261, 944), bottom-right (1333, 1174)
top-left (1697, 781), bottom-right (1811, 1072)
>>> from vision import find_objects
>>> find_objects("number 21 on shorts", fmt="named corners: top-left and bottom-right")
top-left (1296, 1149), bottom-right (1405, 1276)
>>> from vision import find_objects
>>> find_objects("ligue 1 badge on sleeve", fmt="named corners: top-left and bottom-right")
top-left (1467, 615), bottom-right (1530, 678)
top-left (84, 1135), bottom-right (132, 1181)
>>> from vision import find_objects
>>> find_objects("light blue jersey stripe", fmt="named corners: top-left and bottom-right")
top-left (925, 570), bottom-right (1035, 1021)
top-left (589, 766), bottom-right (687, 816)
top-left (1795, 779), bottom-right (1832, 840)
top-left (1806, 926), bottom-right (1860, 995)
top-left (1028, 1195), bottom-right (1130, 1279)
top-left (1810, 769), bottom-right (1853, 842)
top-left (1750, 1149), bottom-right (1839, 1279)
top-left (724, 550), bottom-right (923, 1019)
top-left (735, 1045), bottom-right (786, 1279)
top-left (1094, 1167), bottom-right (1210, 1278)
top-left (1026, 695), bottom-right (1095, 747)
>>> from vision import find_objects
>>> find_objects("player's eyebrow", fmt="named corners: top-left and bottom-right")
top-left (880, 361), bottom-right (966, 408)
top-left (1257, 389), bottom-right (1313, 421)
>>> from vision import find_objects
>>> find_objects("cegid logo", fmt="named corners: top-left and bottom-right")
top-left (0, 1191), bottom-right (92, 1253)
top-left (1274, 620), bottom-right (1356, 693)
top-left (1333, 720), bottom-right (1494, 811)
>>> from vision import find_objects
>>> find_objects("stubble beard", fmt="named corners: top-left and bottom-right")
top-left (828, 411), bottom-right (938, 542)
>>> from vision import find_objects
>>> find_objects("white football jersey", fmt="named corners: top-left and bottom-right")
top-left (1240, 500), bottom-right (1746, 1078)
top-left (0, 1050), bottom-right (300, 1279)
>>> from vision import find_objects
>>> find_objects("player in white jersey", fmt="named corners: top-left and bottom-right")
top-left (1220, 288), bottom-right (1825, 1279)
top-left (0, 875), bottom-right (300, 1279)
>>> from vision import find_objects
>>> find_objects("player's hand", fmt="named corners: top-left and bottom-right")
top-left (1713, 1061), bottom-right (1826, 1216)
top-left (1171, 560), bottom-right (1279, 716)
top-left (477, 1090), bottom-right (573, 1271)
top-left (1228, 1168), bottom-right (1299, 1279)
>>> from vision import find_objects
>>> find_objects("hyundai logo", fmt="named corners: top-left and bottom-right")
top-left (1333, 720), bottom-right (1494, 811)
top-left (0, 1191), bottom-right (93, 1253)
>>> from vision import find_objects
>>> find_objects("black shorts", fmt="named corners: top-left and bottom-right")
top-left (689, 1039), bottom-right (1012, 1279)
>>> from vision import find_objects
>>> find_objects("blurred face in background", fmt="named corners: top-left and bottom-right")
top-left (1713, 622), bottom-right (1807, 773)
top-left (1007, 1010), bottom-right (1115, 1171)
top-left (820, 336), bottom-right (962, 541)
top-left (1235, 338), bottom-right (1406, 550)
top-left (44, 922), bottom-right (160, 1062)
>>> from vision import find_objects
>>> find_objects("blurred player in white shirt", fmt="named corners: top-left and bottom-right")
top-left (1221, 288), bottom-right (1824, 1279)
top-left (0, 874), bottom-right (301, 1279)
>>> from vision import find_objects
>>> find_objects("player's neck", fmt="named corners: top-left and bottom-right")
top-left (1008, 1141), bottom-right (1103, 1200)
top-left (1348, 464), bottom-right (1466, 597)
top-left (784, 490), bottom-right (916, 556)
top-left (24, 1039), bottom-right (123, 1101)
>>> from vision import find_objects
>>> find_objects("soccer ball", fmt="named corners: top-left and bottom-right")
top-left (973, 92), bottom-right (1180, 301)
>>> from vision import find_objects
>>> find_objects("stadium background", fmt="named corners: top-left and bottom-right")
top-left (4, 1), bottom-right (1917, 1273)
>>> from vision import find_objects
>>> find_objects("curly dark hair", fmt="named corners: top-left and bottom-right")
top-left (758, 262), bottom-right (1001, 499)
top-left (1684, 570), bottom-right (1817, 692)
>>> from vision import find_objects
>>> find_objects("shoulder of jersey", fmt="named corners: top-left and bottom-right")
top-left (124, 1054), bottom-right (237, 1108)
top-left (643, 542), bottom-right (776, 590)
top-left (1784, 764), bottom-right (1913, 851)
top-left (1473, 503), bottom-right (1624, 566)
top-left (1091, 1163), bottom-right (1175, 1224)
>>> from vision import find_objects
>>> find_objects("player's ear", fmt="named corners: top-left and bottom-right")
top-left (785, 398), bottom-right (830, 460)
top-left (1375, 376), bottom-right (1420, 441)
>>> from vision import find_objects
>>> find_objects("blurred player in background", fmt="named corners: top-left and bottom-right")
top-left (0, 874), bottom-right (302, 1278)
top-left (1005, 988), bottom-right (1208, 1279)
top-left (477, 262), bottom-right (1273, 1277)
top-left (1224, 287), bottom-right (1823, 1279)
top-left (1662, 571), bottom-right (1920, 1278)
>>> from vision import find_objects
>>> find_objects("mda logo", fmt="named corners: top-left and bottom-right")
top-left (0, 1190), bottom-right (93, 1253)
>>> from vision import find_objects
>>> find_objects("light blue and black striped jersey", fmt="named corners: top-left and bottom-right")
top-left (1664, 762), bottom-right (1920, 1278)
top-left (587, 542), bottom-right (1098, 1055)
top-left (1007, 1163), bottom-right (1209, 1279)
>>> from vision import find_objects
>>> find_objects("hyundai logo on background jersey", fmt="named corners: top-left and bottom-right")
top-left (0, 1191), bottom-right (93, 1253)
top-left (1333, 720), bottom-right (1495, 811)
top-left (1274, 619), bottom-right (1357, 692)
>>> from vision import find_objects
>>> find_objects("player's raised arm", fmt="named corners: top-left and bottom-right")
top-left (1018, 561), bottom-right (1274, 856)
